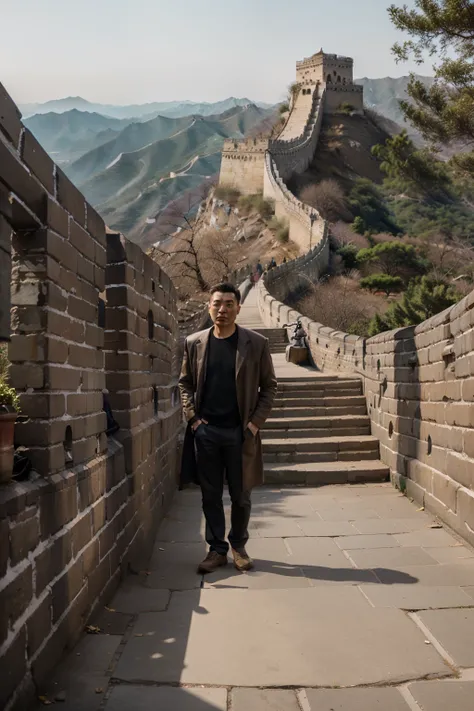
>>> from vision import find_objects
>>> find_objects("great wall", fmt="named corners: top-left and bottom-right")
top-left (1, 49), bottom-right (474, 710)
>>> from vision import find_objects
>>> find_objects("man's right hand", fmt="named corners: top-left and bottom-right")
top-left (192, 419), bottom-right (207, 432)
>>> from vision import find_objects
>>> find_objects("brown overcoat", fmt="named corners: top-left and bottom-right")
top-left (178, 325), bottom-right (277, 490)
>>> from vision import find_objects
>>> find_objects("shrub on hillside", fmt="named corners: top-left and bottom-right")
top-left (356, 241), bottom-right (426, 278)
top-left (352, 216), bottom-right (366, 234)
top-left (238, 194), bottom-right (274, 219)
top-left (269, 217), bottom-right (289, 243)
top-left (337, 245), bottom-right (359, 270)
top-left (300, 180), bottom-right (352, 222)
top-left (279, 103), bottom-right (290, 114)
top-left (348, 179), bottom-right (401, 235)
top-left (360, 274), bottom-right (404, 296)
top-left (214, 185), bottom-right (241, 205)
top-left (368, 276), bottom-right (460, 336)
top-left (0, 343), bottom-right (9, 382)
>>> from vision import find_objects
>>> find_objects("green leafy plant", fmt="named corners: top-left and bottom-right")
top-left (337, 245), bottom-right (359, 270)
top-left (348, 179), bottom-right (401, 235)
top-left (356, 241), bottom-right (426, 278)
top-left (0, 380), bottom-right (20, 413)
top-left (360, 274), bottom-right (404, 296)
top-left (389, 0), bottom-right (474, 174)
top-left (279, 103), bottom-right (290, 114)
top-left (368, 275), bottom-right (460, 335)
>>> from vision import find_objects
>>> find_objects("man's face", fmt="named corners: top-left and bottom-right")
top-left (209, 291), bottom-right (241, 326)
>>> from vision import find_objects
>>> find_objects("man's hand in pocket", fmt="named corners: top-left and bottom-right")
top-left (247, 422), bottom-right (259, 437)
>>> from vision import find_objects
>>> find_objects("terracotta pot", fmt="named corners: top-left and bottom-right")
top-left (0, 412), bottom-right (17, 484)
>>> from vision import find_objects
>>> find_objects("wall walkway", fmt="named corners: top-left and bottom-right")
top-left (257, 254), bottom-right (474, 550)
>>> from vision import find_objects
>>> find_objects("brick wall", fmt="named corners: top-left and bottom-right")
top-left (0, 84), bottom-right (182, 710)
top-left (257, 261), bottom-right (474, 550)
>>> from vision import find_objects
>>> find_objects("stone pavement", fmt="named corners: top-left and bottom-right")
top-left (36, 483), bottom-right (474, 711)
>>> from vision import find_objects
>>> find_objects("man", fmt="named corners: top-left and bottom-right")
top-left (179, 283), bottom-right (277, 574)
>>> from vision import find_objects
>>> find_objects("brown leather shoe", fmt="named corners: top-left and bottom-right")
top-left (232, 548), bottom-right (254, 572)
top-left (197, 551), bottom-right (228, 574)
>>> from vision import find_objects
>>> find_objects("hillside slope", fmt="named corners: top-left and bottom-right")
top-left (24, 110), bottom-right (132, 164)
top-left (355, 75), bottom-right (433, 134)
top-left (289, 112), bottom-right (394, 197)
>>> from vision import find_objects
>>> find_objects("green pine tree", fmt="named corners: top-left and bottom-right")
top-left (389, 0), bottom-right (474, 174)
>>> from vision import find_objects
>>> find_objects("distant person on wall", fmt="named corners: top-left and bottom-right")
top-left (255, 260), bottom-right (263, 281)
top-left (179, 283), bottom-right (277, 574)
top-left (270, 257), bottom-right (277, 269)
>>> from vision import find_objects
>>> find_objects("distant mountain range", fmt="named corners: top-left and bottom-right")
top-left (22, 77), bottom-right (433, 246)
top-left (19, 96), bottom-right (272, 120)
top-left (355, 75), bottom-right (433, 134)
top-left (25, 103), bottom-right (274, 246)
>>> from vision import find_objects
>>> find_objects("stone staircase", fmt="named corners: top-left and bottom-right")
top-left (238, 288), bottom-right (389, 485)
top-left (252, 327), bottom-right (288, 354)
top-left (262, 372), bottom-right (389, 485)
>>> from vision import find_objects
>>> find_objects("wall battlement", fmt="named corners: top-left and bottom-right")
top-left (257, 253), bottom-right (474, 555)
top-left (218, 47), bottom-right (364, 248)
top-left (0, 83), bottom-right (183, 711)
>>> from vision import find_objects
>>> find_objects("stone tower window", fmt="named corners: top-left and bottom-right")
top-left (337, 75), bottom-right (341, 83)
top-left (326, 74), bottom-right (332, 83)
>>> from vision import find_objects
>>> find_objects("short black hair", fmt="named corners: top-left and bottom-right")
top-left (209, 282), bottom-right (241, 304)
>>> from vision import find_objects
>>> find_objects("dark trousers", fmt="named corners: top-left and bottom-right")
top-left (194, 424), bottom-right (251, 555)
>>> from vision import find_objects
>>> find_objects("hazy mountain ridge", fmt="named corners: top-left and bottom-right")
top-left (20, 96), bottom-right (271, 119)
top-left (23, 110), bottom-right (132, 163)
top-left (355, 75), bottom-right (434, 133)
top-left (77, 103), bottom-right (275, 244)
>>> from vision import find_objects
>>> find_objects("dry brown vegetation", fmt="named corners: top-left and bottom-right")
top-left (299, 275), bottom-right (389, 335)
top-left (300, 180), bottom-right (352, 222)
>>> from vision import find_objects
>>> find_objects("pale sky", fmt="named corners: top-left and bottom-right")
top-left (0, 0), bottom-right (432, 106)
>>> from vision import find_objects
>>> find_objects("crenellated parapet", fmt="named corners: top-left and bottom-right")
top-left (218, 48), bottom-right (363, 250)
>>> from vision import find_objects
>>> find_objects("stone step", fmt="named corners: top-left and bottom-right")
top-left (262, 414), bottom-right (371, 430)
top-left (274, 396), bottom-right (366, 408)
top-left (262, 435), bottom-right (379, 453)
top-left (277, 387), bottom-right (363, 398)
top-left (278, 374), bottom-right (362, 390)
top-left (263, 460), bottom-right (390, 485)
top-left (271, 405), bottom-right (367, 418)
top-left (263, 450), bottom-right (380, 463)
top-left (262, 426), bottom-right (371, 439)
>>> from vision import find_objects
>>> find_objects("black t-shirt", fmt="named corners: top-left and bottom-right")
top-left (201, 329), bottom-right (241, 427)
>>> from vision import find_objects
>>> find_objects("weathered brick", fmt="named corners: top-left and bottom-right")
top-left (40, 485), bottom-right (78, 540)
top-left (35, 530), bottom-right (72, 595)
top-left (69, 343), bottom-right (101, 369)
top-left (92, 499), bottom-right (106, 534)
top-left (69, 219), bottom-right (95, 261)
top-left (47, 311), bottom-right (85, 342)
top-left (0, 82), bottom-right (22, 148)
top-left (46, 364), bottom-right (81, 391)
top-left (9, 512), bottom-right (40, 565)
top-left (27, 593), bottom-right (52, 658)
top-left (0, 564), bottom-right (33, 642)
top-left (46, 196), bottom-right (69, 237)
top-left (22, 129), bottom-right (54, 193)
top-left (70, 513), bottom-right (92, 556)
top-left (77, 253), bottom-right (95, 284)
top-left (27, 444), bottom-right (65, 476)
top-left (72, 436), bottom-right (98, 465)
top-left (51, 557), bottom-right (84, 622)
top-left (8, 363), bottom-right (44, 389)
top-left (46, 282), bottom-right (68, 312)
top-left (0, 627), bottom-right (26, 710)
top-left (56, 169), bottom-right (86, 226)
top-left (85, 323), bottom-right (104, 348)
top-left (0, 141), bottom-right (46, 223)
top-left (86, 204), bottom-right (105, 245)
top-left (8, 333), bottom-right (45, 362)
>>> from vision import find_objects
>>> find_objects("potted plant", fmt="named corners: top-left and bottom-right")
top-left (0, 380), bottom-right (19, 484)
